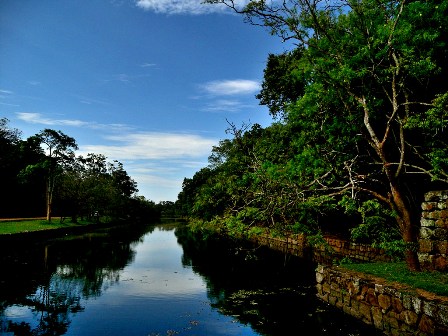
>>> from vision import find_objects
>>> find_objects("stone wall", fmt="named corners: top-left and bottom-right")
top-left (252, 234), bottom-right (393, 264)
top-left (419, 190), bottom-right (448, 272)
top-left (316, 265), bottom-right (448, 336)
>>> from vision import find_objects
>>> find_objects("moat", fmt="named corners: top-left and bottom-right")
top-left (0, 223), bottom-right (380, 335)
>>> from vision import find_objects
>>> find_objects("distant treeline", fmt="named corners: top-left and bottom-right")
top-left (0, 119), bottom-right (165, 223)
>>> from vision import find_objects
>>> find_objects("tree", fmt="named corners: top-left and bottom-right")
top-left (28, 129), bottom-right (78, 221)
top-left (205, 0), bottom-right (448, 271)
top-left (1, 119), bottom-right (47, 217)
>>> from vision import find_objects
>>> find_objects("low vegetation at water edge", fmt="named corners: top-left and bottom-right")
top-left (341, 262), bottom-right (448, 297)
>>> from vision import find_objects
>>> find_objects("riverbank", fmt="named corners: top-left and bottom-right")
top-left (247, 232), bottom-right (448, 335)
top-left (0, 218), bottom-right (125, 242)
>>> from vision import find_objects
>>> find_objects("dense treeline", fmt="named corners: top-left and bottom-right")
top-left (178, 0), bottom-right (448, 272)
top-left (0, 118), bottom-right (161, 223)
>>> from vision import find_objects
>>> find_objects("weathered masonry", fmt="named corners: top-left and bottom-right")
top-left (419, 190), bottom-right (448, 272)
top-left (251, 190), bottom-right (448, 336)
top-left (316, 265), bottom-right (448, 336)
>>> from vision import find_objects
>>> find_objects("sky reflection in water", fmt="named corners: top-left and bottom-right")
top-left (1, 226), bottom-right (258, 336)
top-left (1, 224), bottom-right (380, 336)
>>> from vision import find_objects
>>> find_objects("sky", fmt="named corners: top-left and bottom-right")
top-left (0, 0), bottom-right (290, 203)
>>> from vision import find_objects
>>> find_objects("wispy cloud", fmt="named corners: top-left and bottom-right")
top-left (0, 102), bottom-right (20, 107)
top-left (196, 79), bottom-right (260, 113)
top-left (140, 62), bottom-right (156, 68)
top-left (83, 132), bottom-right (216, 160)
top-left (135, 0), bottom-right (229, 14)
top-left (16, 112), bottom-right (131, 131)
top-left (81, 133), bottom-right (216, 201)
top-left (102, 73), bottom-right (151, 84)
top-left (0, 89), bottom-right (19, 106)
top-left (201, 79), bottom-right (260, 96)
top-left (202, 99), bottom-right (251, 112)
top-left (15, 112), bottom-right (217, 202)
top-left (0, 89), bottom-right (14, 95)
top-left (16, 112), bottom-right (216, 161)
top-left (73, 94), bottom-right (110, 106)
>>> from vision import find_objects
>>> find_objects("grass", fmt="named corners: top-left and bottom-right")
top-left (341, 261), bottom-right (448, 297)
top-left (0, 218), bottom-right (98, 235)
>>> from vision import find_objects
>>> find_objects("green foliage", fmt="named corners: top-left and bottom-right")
top-left (179, 0), bottom-right (448, 272)
top-left (0, 122), bottom-right (158, 222)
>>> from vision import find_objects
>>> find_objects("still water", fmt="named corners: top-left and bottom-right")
top-left (0, 223), bottom-right (380, 335)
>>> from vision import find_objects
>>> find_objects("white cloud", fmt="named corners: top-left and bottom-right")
top-left (202, 99), bottom-right (251, 112)
top-left (80, 131), bottom-right (217, 202)
top-left (14, 112), bottom-right (216, 202)
top-left (140, 62), bottom-right (156, 67)
top-left (0, 102), bottom-right (20, 107)
top-left (201, 79), bottom-right (260, 95)
top-left (135, 0), bottom-right (228, 14)
top-left (82, 132), bottom-right (216, 160)
top-left (16, 112), bottom-right (131, 131)
top-left (134, 0), bottom-right (251, 14)
top-left (101, 73), bottom-right (151, 84)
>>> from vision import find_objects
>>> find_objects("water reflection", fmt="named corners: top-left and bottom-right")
top-left (0, 224), bottom-right (380, 335)
top-left (174, 227), bottom-right (380, 336)
top-left (0, 224), bottom-right (152, 335)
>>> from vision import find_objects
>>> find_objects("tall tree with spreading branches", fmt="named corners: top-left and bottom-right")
top-left (205, 0), bottom-right (448, 271)
top-left (27, 129), bottom-right (78, 222)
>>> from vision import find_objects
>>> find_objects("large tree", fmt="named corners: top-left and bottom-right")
top-left (28, 129), bottom-right (78, 221)
top-left (205, 0), bottom-right (448, 271)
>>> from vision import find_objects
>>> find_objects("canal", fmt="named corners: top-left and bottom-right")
top-left (0, 223), bottom-right (380, 335)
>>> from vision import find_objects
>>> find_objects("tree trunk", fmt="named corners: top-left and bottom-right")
top-left (390, 184), bottom-right (421, 272)
top-left (46, 176), bottom-right (53, 222)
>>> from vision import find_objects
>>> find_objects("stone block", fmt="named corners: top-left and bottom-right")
top-left (422, 202), bottom-right (436, 211)
top-left (420, 227), bottom-right (435, 239)
top-left (359, 301), bottom-right (373, 324)
top-left (440, 210), bottom-right (448, 219)
top-left (437, 201), bottom-right (447, 210)
top-left (392, 296), bottom-right (404, 313)
top-left (316, 272), bottom-right (324, 283)
top-left (384, 313), bottom-right (400, 329)
top-left (400, 310), bottom-right (419, 327)
top-left (418, 314), bottom-right (435, 335)
top-left (435, 219), bottom-right (448, 229)
top-left (419, 240), bottom-right (434, 253)
top-left (365, 287), bottom-right (377, 304)
top-left (425, 191), bottom-right (442, 202)
top-left (421, 218), bottom-right (436, 228)
top-left (418, 253), bottom-right (435, 271)
top-left (436, 241), bottom-right (448, 254)
top-left (422, 301), bottom-right (438, 318)
top-left (437, 304), bottom-right (448, 326)
top-left (371, 306), bottom-right (384, 329)
top-left (378, 293), bottom-right (392, 311)
top-left (434, 228), bottom-right (448, 240)
top-left (402, 294), bottom-right (423, 314)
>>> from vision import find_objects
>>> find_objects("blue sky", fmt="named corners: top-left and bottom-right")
top-left (0, 0), bottom-right (289, 203)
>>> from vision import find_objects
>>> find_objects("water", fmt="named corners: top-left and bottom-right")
top-left (0, 223), bottom-right (381, 335)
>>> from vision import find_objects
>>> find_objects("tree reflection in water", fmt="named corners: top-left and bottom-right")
top-left (0, 224), bottom-right (380, 336)
top-left (0, 224), bottom-right (153, 335)
top-left (174, 226), bottom-right (379, 336)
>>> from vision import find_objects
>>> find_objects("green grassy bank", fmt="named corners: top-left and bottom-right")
top-left (341, 262), bottom-right (448, 297)
top-left (0, 218), bottom-right (103, 235)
